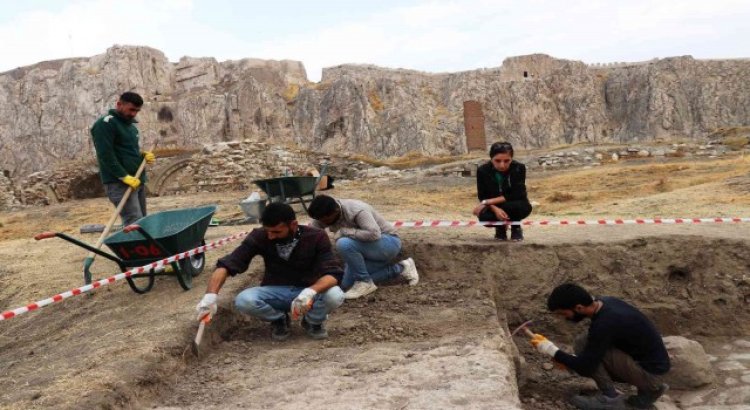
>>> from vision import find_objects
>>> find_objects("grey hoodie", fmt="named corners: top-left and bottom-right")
top-left (309, 198), bottom-right (398, 242)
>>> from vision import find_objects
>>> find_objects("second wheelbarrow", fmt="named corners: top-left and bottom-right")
top-left (35, 205), bottom-right (216, 294)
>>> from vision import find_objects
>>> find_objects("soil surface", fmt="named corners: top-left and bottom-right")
top-left (1, 152), bottom-right (749, 409)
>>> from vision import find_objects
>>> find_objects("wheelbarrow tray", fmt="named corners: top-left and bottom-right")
top-left (104, 205), bottom-right (216, 265)
top-left (253, 176), bottom-right (318, 198)
top-left (253, 176), bottom-right (319, 213)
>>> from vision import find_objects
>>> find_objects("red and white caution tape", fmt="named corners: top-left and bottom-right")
top-left (392, 217), bottom-right (750, 227)
top-left (0, 231), bottom-right (250, 321)
top-left (4, 216), bottom-right (749, 321)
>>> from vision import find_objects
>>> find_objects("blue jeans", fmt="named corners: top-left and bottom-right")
top-left (104, 182), bottom-right (146, 226)
top-left (235, 286), bottom-right (345, 325)
top-left (336, 234), bottom-right (403, 290)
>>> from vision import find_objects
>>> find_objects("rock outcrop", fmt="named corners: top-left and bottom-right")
top-left (662, 335), bottom-right (716, 389)
top-left (1, 46), bottom-right (749, 184)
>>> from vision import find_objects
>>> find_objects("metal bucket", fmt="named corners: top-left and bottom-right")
top-left (239, 199), bottom-right (266, 222)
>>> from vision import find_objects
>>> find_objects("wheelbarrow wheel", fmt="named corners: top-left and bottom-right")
top-left (126, 273), bottom-right (155, 294)
top-left (180, 241), bottom-right (206, 278)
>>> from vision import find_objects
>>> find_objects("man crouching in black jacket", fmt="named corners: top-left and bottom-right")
top-left (531, 283), bottom-right (670, 409)
top-left (473, 141), bottom-right (532, 241)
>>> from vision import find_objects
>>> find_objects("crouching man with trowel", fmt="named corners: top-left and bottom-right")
top-left (530, 283), bottom-right (670, 410)
top-left (195, 203), bottom-right (345, 341)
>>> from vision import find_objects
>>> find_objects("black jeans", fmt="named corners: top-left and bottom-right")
top-left (478, 200), bottom-right (532, 223)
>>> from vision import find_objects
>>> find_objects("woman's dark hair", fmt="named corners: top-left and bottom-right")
top-left (547, 283), bottom-right (594, 311)
top-left (307, 194), bottom-right (339, 219)
top-left (119, 91), bottom-right (144, 107)
top-left (489, 141), bottom-right (514, 158)
top-left (261, 202), bottom-right (296, 226)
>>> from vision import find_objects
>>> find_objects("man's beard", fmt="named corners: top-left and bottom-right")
top-left (566, 312), bottom-right (587, 323)
top-left (271, 234), bottom-right (295, 245)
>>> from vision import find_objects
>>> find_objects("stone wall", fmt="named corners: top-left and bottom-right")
top-left (9, 142), bottom-right (372, 207)
top-left (0, 170), bottom-right (19, 209)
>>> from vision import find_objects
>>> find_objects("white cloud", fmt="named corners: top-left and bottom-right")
top-left (0, 0), bottom-right (197, 70)
top-left (1, 0), bottom-right (748, 81)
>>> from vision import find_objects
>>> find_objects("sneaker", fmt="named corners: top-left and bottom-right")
top-left (270, 314), bottom-right (290, 341)
top-left (344, 281), bottom-right (378, 299)
top-left (495, 225), bottom-right (508, 241)
top-left (301, 317), bottom-right (328, 340)
top-left (570, 393), bottom-right (627, 410)
top-left (510, 225), bottom-right (524, 241)
top-left (399, 258), bottom-right (419, 286)
top-left (626, 384), bottom-right (669, 409)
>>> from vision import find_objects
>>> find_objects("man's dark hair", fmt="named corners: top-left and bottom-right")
top-left (119, 91), bottom-right (144, 107)
top-left (307, 195), bottom-right (340, 219)
top-left (547, 283), bottom-right (594, 311)
top-left (489, 141), bottom-right (514, 158)
top-left (261, 202), bottom-right (296, 226)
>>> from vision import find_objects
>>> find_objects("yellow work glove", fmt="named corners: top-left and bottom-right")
top-left (142, 151), bottom-right (156, 165)
top-left (530, 333), bottom-right (560, 357)
top-left (120, 175), bottom-right (141, 190)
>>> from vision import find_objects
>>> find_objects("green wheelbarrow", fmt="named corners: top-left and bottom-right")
top-left (35, 206), bottom-right (217, 294)
top-left (252, 176), bottom-right (319, 213)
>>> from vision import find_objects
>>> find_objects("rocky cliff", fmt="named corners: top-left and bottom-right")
top-left (1, 46), bottom-right (748, 180)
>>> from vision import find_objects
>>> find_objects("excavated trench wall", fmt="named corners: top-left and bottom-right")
top-left (406, 236), bottom-right (750, 338)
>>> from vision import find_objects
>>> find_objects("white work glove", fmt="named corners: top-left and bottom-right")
top-left (290, 288), bottom-right (317, 320)
top-left (530, 333), bottom-right (560, 357)
top-left (196, 293), bottom-right (218, 321)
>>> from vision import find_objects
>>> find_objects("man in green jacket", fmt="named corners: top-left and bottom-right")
top-left (90, 92), bottom-right (155, 226)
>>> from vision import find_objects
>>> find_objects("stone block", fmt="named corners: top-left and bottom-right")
top-left (662, 336), bottom-right (715, 389)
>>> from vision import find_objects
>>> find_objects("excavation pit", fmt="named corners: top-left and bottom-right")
top-left (146, 235), bottom-right (750, 410)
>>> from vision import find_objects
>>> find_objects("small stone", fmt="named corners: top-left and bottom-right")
top-left (223, 358), bottom-right (232, 365)
top-left (542, 362), bottom-right (554, 370)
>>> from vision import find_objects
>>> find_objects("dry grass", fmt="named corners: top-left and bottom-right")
top-left (368, 89), bottom-right (384, 112)
top-left (724, 136), bottom-right (750, 151)
top-left (153, 147), bottom-right (199, 158)
top-left (547, 192), bottom-right (576, 202)
top-left (309, 81), bottom-right (332, 91)
top-left (282, 84), bottom-right (300, 103)
top-left (707, 126), bottom-right (750, 150)
top-left (531, 155), bottom-right (750, 215)
top-left (348, 151), bottom-right (480, 170)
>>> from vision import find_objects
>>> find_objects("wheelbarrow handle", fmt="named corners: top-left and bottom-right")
top-left (123, 224), bottom-right (142, 233)
top-left (34, 231), bottom-right (58, 241)
top-left (37, 231), bottom-right (124, 266)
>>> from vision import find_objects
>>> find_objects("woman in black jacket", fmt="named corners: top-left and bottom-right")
top-left (473, 142), bottom-right (532, 241)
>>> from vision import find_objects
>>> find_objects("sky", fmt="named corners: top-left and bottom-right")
top-left (1, 0), bottom-right (748, 81)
